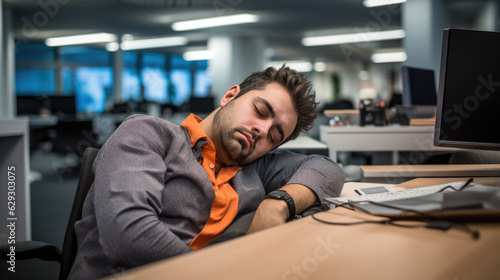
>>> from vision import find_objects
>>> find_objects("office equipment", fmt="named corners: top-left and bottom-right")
top-left (189, 96), bottom-right (215, 114)
top-left (16, 95), bottom-right (49, 115)
top-left (354, 186), bottom-right (389, 195)
top-left (49, 95), bottom-right (77, 115)
top-left (329, 181), bottom-right (469, 205)
top-left (394, 105), bottom-right (436, 125)
top-left (102, 178), bottom-right (500, 280)
top-left (434, 28), bottom-right (500, 151)
top-left (345, 182), bottom-right (500, 219)
top-left (0, 147), bottom-right (100, 280)
top-left (401, 66), bottom-right (438, 106)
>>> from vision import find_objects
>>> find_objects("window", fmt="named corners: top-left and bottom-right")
top-left (194, 69), bottom-right (213, 97)
top-left (15, 67), bottom-right (56, 95)
top-left (141, 67), bottom-right (168, 103)
top-left (15, 42), bottom-right (212, 114)
top-left (170, 69), bottom-right (191, 106)
top-left (74, 67), bottom-right (113, 113)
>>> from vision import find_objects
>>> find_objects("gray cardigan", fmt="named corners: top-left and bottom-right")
top-left (68, 114), bottom-right (344, 279)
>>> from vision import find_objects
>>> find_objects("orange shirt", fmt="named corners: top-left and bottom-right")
top-left (181, 114), bottom-right (241, 250)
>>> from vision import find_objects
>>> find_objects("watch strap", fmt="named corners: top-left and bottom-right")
top-left (265, 190), bottom-right (296, 222)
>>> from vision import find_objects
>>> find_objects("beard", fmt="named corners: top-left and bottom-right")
top-left (212, 103), bottom-right (256, 166)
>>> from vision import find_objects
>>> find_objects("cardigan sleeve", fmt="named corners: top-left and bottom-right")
top-left (255, 150), bottom-right (345, 205)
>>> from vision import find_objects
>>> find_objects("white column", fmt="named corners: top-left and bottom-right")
top-left (402, 0), bottom-right (450, 79)
top-left (112, 48), bottom-right (124, 102)
top-left (0, 5), bottom-right (15, 118)
top-left (208, 36), bottom-right (266, 105)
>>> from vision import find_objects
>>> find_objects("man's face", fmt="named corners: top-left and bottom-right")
top-left (212, 82), bottom-right (298, 166)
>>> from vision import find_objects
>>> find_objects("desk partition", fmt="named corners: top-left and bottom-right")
top-left (320, 125), bottom-right (460, 164)
top-left (0, 118), bottom-right (31, 243)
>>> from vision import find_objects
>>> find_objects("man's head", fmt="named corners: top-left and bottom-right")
top-left (234, 65), bottom-right (318, 142)
top-left (202, 65), bottom-right (318, 167)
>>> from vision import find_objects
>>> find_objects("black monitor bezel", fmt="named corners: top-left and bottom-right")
top-left (434, 28), bottom-right (500, 151)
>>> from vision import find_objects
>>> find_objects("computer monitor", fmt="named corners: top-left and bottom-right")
top-left (189, 97), bottom-right (215, 114)
top-left (401, 66), bottom-right (438, 106)
top-left (49, 95), bottom-right (77, 115)
top-left (16, 96), bottom-right (46, 115)
top-left (434, 28), bottom-right (500, 151)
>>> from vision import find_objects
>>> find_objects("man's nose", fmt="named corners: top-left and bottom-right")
top-left (252, 119), bottom-right (272, 139)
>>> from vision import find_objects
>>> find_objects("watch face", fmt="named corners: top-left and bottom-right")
top-left (270, 190), bottom-right (287, 198)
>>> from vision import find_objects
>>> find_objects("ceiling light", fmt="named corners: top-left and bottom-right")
top-left (183, 50), bottom-right (214, 61)
top-left (302, 29), bottom-right (406, 46)
top-left (266, 61), bottom-right (312, 73)
top-left (363, 0), bottom-right (406, 8)
top-left (172, 13), bottom-right (259, 31)
top-left (314, 62), bottom-right (327, 72)
top-left (371, 51), bottom-right (407, 63)
top-left (45, 33), bottom-right (117, 47)
top-left (106, 42), bottom-right (120, 52)
top-left (120, 36), bottom-right (188, 50)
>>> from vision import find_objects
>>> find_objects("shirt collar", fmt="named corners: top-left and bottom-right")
top-left (181, 113), bottom-right (211, 148)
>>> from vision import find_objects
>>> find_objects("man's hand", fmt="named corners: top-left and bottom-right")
top-left (247, 183), bottom-right (318, 234)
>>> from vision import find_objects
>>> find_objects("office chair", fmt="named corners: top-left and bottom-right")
top-left (0, 147), bottom-right (99, 280)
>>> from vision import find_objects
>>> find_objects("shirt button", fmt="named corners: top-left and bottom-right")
top-left (209, 164), bottom-right (215, 169)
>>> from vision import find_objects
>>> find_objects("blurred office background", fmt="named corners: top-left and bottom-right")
top-left (0, 0), bottom-right (499, 278)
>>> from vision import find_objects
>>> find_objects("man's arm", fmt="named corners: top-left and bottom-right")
top-left (247, 183), bottom-right (317, 233)
top-left (247, 150), bottom-right (345, 233)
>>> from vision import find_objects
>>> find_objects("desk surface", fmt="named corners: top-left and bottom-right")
top-left (105, 177), bottom-right (500, 280)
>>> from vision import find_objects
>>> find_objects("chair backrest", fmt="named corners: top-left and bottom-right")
top-left (59, 147), bottom-right (100, 280)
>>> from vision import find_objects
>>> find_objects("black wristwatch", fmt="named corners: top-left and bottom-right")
top-left (265, 190), bottom-right (296, 222)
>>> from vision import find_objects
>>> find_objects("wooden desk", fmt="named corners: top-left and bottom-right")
top-left (105, 178), bottom-right (500, 280)
top-left (319, 125), bottom-right (461, 163)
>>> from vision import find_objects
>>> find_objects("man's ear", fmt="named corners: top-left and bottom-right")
top-left (220, 85), bottom-right (241, 107)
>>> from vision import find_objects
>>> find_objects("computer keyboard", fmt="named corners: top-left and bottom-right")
top-left (326, 181), bottom-right (496, 206)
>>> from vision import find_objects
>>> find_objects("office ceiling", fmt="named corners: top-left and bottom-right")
top-left (2, 0), bottom-right (498, 63)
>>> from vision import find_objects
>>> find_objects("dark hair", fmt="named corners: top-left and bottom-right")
top-left (235, 65), bottom-right (318, 142)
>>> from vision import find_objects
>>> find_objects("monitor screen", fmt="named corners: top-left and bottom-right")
top-left (401, 66), bottom-right (437, 106)
top-left (49, 95), bottom-right (76, 115)
top-left (434, 28), bottom-right (500, 151)
top-left (16, 96), bottom-right (46, 115)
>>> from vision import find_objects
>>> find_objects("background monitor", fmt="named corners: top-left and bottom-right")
top-left (16, 96), bottom-right (46, 115)
top-left (49, 95), bottom-right (77, 115)
top-left (434, 28), bottom-right (500, 151)
top-left (401, 66), bottom-right (438, 106)
top-left (189, 97), bottom-right (215, 114)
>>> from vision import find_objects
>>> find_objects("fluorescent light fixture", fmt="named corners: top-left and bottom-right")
top-left (314, 62), bottom-right (327, 72)
top-left (266, 61), bottom-right (312, 73)
top-left (183, 50), bottom-right (214, 61)
top-left (371, 51), bottom-right (407, 63)
top-left (172, 13), bottom-right (259, 31)
top-left (120, 36), bottom-right (188, 50)
top-left (363, 0), bottom-right (406, 8)
top-left (302, 29), bottom-right (406, 47)
top-left (45, 33), bottom-right (117, 47)
top-left (106, 42), bottom-right (120, 52)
